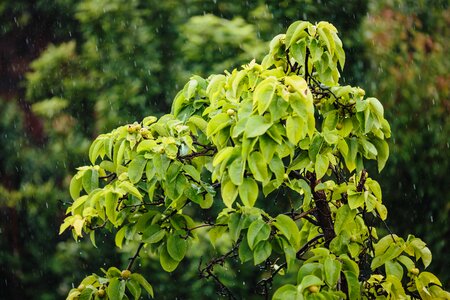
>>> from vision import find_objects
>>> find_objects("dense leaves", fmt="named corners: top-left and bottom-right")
top-left (61, 20), bottom-right (449, 299)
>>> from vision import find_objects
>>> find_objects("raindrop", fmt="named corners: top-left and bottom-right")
top-left (46, 202), bottom-right (48, 209)
top-left (412, 184), bottom-right (416, 190)
top-left (430, 215), bottom-right (434, 222)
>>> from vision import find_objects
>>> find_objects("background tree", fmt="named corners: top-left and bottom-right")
top-left (362, 0), bottom-right (450, 285)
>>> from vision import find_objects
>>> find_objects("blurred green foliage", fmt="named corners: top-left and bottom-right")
top-left (0, 0), bottom-right (448, 298)
top-left (363, 0), bottom-right (450, 287)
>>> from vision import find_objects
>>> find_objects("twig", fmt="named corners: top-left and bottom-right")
top-left (198, 239), bottom-right (241, 299)
top-left (178, 148), bottom-right (216, 161)
top-left (181, 223), bottom-right (227, 239)
top-left (296, 234), bottom-right (325, 259)
top-left (126, 242), bottom-right (145, 271)
top-left (256, 261), bottom-right (287, 298)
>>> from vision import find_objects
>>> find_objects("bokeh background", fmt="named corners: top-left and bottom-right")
top-left (0, 0), bottom-right (448, 298)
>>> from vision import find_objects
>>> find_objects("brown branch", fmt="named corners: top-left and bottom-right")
top-left (357, 169), bottom-right (368, 192)
top-left (306, 172), bottom-right (336, 246)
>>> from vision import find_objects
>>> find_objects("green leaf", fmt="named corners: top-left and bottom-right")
top-left (238, 237), bottom-right (253, 263)
top-left (248, 151), bottom-right (269, 183)
top-left (142, 224), bottom-right (165, 244)
top-left (348, 192), bottom-right (364, 210)
top-left (259, 134), bottom-right (277, 163)
top-left (344, 271), bottom-right (360, 300)
top-left (167, 234), bottom-right (187, 262)
top-left (285, 20), bottom-right (309, 48)
top-left (343, 138), bottom-right (358, 172)
top-left (107, 277), bottom-right (125, 300)
top-left (286, 115), bottom-right (306, 145)
top-left (128, 155), bottom-right (147, 183)
top-left (69, 175), bottom-right (83, 200)
top-left (206, 113), bottom-right (231, 137)
top-left (317, 28), bottom-right (332, 55)
top-left (334, 205), bottom-right (356, 235)
top-left (115, 139), bottom-right (127, 168)
top-left (105, 191), bottom-right (118, 226)
top-left (368, 97), bottom-right (384, 118)
top-left (79, 287), bottom-right (95, 300)
top-left (253, 240), bottom-right (272, 265)
top-left (136, 140), bottom-right (157, 153)
top-left (115, 226), bottom-right (127, 248)
top-left (324, 257), bottom-right (341, 288)
top-left (160, 246), bottom-right (180, 272)
top-left (182, 164), bottom-right (201, 182)
top-left (126, 279), bottom-right (142, 300)
top-left (253, 77), bottom-right (277, 115)
top-left (130, 273), bottom-right (154, 298)
top-left (315, 153), bottom-right (329, 179)
top-left (309, 135), bottom-right (324, 161)
top-left (245, 115), bottom-right (272, 138)
top-left (239, 177), bottom-right (258, 207)
top-left (213, 147), bottom-right (234, 167)
top-left (228, 213), bottom-right (245, 242)
top-left (385, 260), bottom-right (403, 280)
top-left (82, 168), bottom-right (98, 193)
top-left (269, 154), bottom-right (285, 182)
top-left (372, 138), bottom-right (389, 172)
top-left (119, 181), bottom-right (142, 200)
top-left (291, 39), bottom-right (307, 64)
top-left (371, 243), bottom-right (404, 269)
top-left (247, 219), bottom-right (270, 250)
top-left (229, 157), bottom-right (244, 185)
top-left (274, 214), bottom-right (300, 250)
top-left (272, 284), bottom-right (298, 300)
top-left (89, 139), bottom-right (104, 164)
top-left (221, 178), bottom-right (238, 208)
top-left (310, 39), bottom-right (324, 63)
top-left (397, 255), bottom-right (415, 271)
top-left (300, 274), bottom-right (324, 289)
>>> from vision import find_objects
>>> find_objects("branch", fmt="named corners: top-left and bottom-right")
top-left (255, 260), bottom-right (287, 299)
top-left (288, 208), bottom-right (317, 221)
top-left (296, 234), bottom-right (325, 259)
top-left (356, 169), bottom-right (368, 192)
top-left (126, 242), bottom-right (145, 271)
top-left (198, 239), bottom-right (241, 299)
top-left (306, 172), bottom-right (336, 245)
top-left (178, 148), bottom-right (216, 161)
top-left (119, 198), bottom-right (165, 210)
top-left (181, 223), bottom-right (227, 239)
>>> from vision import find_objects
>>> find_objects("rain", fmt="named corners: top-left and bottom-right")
top-left (0, 0), bottom-right (449, 299)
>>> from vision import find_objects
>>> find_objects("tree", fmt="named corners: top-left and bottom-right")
top-left (60, 20), bottom-right (449, 299)
top-left (1, 1), bottom-right (373, 298)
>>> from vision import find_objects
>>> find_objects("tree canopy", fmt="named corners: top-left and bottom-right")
top-left (61, 20), bottom-right (449, 300)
